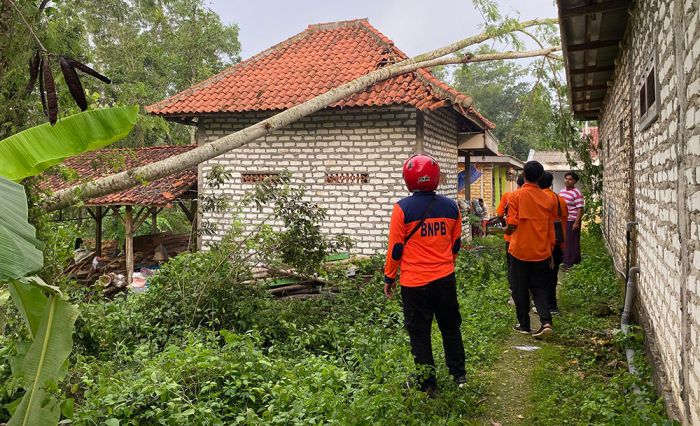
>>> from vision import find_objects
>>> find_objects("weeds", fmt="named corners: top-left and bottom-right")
top-left (527, 232), bottom-right (675, 425)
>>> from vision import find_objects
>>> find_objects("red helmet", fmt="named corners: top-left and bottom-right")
top-left (403, 154), bottom-right (440, 192)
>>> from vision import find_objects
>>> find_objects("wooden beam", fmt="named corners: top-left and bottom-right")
top-left (111, 206), bottom-right (124, 224)
top-left (464, 152), bottom-right (471, 202)
top-left (567, 40), bottom-right (621, 52)
top-left (178, 201), bottom-right (195, 222)
top-left (94, 206), bottom-right (103, 257)
top-left (125, 206), bottom-right (134, 285)
top-left (151, 208), bottom-right (160, 234)
top-left (572, 84), bottom-right (608, 92)
top-left (188, 200), bottom-right (198, 252)
top-left (133, 207), bottom-right (150, 230)
top-left (573, 109), bottom-right (601, 116)
top-left (560, 0), bottom-right (629, 18)
top-left (569, 65), bottom-right (615, 75)
top-left (572, 97), bottom-right (605, 105)
top-left (85, 207), bottom-right (97, 221)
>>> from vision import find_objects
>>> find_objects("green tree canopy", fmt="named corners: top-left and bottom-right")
top-left (0, 0), bottom-right (241, 146)
top-left (451, 45), bottom-right (563, 160)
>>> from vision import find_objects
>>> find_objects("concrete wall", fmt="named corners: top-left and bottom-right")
top-left (196, 105), bottom-right (462, 257)
top-left (599, 0), bottom-right (700, 422)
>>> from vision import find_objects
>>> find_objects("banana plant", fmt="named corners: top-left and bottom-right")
top-left (0, 106), bottom-right (137, 425)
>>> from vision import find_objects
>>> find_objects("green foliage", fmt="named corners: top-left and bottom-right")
top-left (527, 232), bottom-right (675, 425)
top-left (0, 106), bottom-right (138, 181)
top-left (77, 0), bottom-right (241, 146)
top-left (6, 279), bottom-right (79, 426)
top-left (0, 0), bottom-right (241, 146)
top-left (450, 45), bottom-right (564, 160)
top-left (56, 236), bottom-right (513, 424)
top-left (0, 177), bottom-right (43, 281)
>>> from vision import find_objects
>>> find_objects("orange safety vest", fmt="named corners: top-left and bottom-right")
top-left (384, 192), bottom-right (462, 287)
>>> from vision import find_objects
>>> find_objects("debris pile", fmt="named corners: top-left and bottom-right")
top-left (65, 232), bottom-right (191, 290)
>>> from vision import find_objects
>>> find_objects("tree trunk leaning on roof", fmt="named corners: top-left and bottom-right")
top-left (43, 18), bottom-right (559, 212)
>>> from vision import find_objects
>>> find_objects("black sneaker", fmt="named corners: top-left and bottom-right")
top-left (453, 375), bottom-right (467, 389)
top-left (422, 384), bottom-right (437, 398)
top-left (512, 324), bottom-right (531, 334)
top-left (532, 323), bottom-right (553, 339)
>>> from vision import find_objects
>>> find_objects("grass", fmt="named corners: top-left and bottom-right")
top-left (526, 230), bottom-right (676, 425)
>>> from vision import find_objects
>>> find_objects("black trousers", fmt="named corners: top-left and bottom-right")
top-left (509, 257), bottom-right (552, 330)
top-left (401, 273), bottom-right (466, 389)
top-left (546, 245), bottom-right (563, 310)
top-left (505, 242), bottom-right (513, 291)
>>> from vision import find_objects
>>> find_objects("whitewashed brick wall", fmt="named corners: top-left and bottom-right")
top-left (599, 0), bottom-right (699, 422)
top-left (423, 108), bottom-right (459, 199)
top-left (196, 106), bottom-right (423, 257)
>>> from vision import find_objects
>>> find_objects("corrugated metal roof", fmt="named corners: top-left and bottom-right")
top-left (557, 0), bottom-right (633, 120)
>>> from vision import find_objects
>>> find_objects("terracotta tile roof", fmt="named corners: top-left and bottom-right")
top-left (40, 145), bottom-right (197, 207)
top-left (146, 19), bottom-right (494, 129)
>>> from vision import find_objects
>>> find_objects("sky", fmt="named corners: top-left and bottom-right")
top-left (209, 0), bottom-right (559, 60)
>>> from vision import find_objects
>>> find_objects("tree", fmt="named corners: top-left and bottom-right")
top-left (0, 0), bottom-right (90, 140)
top-left (79, 0), bottom-right (241, 146)
top-left (0, 0), bottom-right (241, 146)
top-left (451, 45), bottom-right (530, 158)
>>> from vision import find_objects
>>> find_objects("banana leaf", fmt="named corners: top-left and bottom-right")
top-left (7, 278), bottom-right (78, 426)
top-left (0, 106), bottom-right (138, 182)
top-left (0, 177), bottom-right (43, 281)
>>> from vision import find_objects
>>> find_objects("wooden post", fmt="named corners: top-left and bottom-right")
top-left (125, 206), bottom-right (134, 285)
top-left (151, 208), bottom-right (158, 234)
top-left (95, 206), bottom-right (103, 257)
top-left (464, 152), bottom-right (471, 202)
top-left (189, 199), bottom-right (198, 251)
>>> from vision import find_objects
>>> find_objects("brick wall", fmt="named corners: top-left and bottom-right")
top-left (196, 105), bottom-right (466, 257)
top-left (599, 0), bottom-right (699, 422)
top-left (422, 108), bottom-right (459, 199)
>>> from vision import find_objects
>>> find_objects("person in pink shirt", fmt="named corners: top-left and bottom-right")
top-left (559, 172), bottom-right (584, 268)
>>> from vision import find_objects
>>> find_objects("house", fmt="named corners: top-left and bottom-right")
top-left (458, 154), bottom-right (524, 215)
top-left (529, 127), bottom-right (599, 193)
top-left (146, 19), bottom-right (496, 255)
top-left (558, 0), bottom-right (699, 422)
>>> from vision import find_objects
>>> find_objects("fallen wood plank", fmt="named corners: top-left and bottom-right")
top-left (269, 284), bottom-right (313, 295)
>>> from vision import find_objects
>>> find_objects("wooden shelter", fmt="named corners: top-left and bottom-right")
top-left (41, 145), bottom-right (198, 284)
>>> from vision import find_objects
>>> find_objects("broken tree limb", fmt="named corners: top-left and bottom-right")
top-left (42, 18), bottom-right (558, 211)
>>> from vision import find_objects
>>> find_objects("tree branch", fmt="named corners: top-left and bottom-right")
top-left (43, 18), bottom-right (558, 211)
top-left (7, 0), bottom-right (46, 52)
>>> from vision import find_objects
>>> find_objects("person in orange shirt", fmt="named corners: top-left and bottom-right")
top-left (384, 154), bottom-right (465, 395)
top-left (495, 174), bottom-right (524, 290)
top-left (504, 161), bottom-right (558, 339)
top-left (538, 171), bottom-right (568, 314)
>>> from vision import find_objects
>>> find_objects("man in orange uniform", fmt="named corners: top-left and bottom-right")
top-left (538, 171), bottom-right (568, 314)
top-left (495, 174), bottom-right (524, 289)
top-left (384, 154), bottom-right (466, 395)
top-left (505, 161), bottom-right (558, 338)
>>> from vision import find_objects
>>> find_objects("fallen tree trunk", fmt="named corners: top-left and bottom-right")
top-left (42, 17), bottom-right (558, 211)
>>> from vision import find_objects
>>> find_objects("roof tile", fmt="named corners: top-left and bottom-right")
top-left (40, 145), bottom-right (197, 207)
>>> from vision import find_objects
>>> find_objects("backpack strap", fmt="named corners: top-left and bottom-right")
top-left (404, 195), bottom-right (437, 245)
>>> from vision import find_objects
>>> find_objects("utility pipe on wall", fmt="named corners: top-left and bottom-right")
top-left (621, 266), bottom-right (642, 394)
